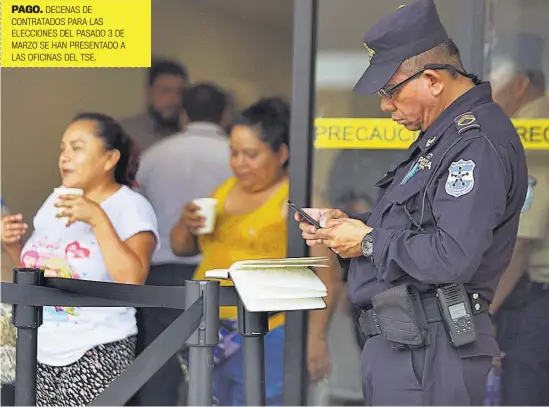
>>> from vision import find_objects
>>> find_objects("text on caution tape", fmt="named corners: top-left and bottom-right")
top-left (314, 118), bottom-right (549, 150)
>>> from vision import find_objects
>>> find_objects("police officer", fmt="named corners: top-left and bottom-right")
top-left (294, 0), bottom-right (528, 405)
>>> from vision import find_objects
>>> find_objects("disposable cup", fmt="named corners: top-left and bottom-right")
top-left (193, 198), bottom-right (218, 234)
top-left (53, 187), bottom-right (83, 223)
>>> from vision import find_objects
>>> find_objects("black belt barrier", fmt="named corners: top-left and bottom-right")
top-left (1, 268), bottom-right (269, 406)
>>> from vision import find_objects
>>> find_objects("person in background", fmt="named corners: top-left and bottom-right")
top-left (133, 83), bottom-right (233, 406)
top-left (489, 33), bottom-right (549, 120)
top-left (171, 97), bottom-right (339, 406)
top-left (223, 91), bottom-right (238, 134)
top-left (326, 150), bottom-right (408, 217)
top-left (1, 113), bottom-right (159, 406)
top-left (325, 149), bottom-right (407, 350)
top-left (121, 59), bottom-right (189, 153)
top-left (488, 32), bottom-right (549, 406)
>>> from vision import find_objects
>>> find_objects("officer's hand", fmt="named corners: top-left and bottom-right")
top-left (314, 218), bottom-right (372, 258)
top-left (296, 208), bottom-right (348, 247)
top-left (492, 352), bottom-right (505, 369)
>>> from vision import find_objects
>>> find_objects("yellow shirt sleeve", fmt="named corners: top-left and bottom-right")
top-left (517, 161), bottom-right (549, 240)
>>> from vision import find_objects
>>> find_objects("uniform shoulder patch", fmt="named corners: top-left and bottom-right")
top-left (445, 159), bottom-right (476, 198)
top-left (521, 176), bottom-right (537, 212)
top-left (454, 112), bottom-right (481, 135)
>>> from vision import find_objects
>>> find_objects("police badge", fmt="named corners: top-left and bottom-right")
top-left (364, 42), bottom-right (376, 60)
top-left (521, 176), bottom-right (537, 212)
top-left (445, 159), bottom-right (476, 198)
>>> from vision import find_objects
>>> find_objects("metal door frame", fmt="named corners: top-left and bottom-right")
top-left (283, 0), bottom-right (317, 405)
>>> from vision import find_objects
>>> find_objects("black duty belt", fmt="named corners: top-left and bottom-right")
top-left (358, 293), bottom-right (489, 339)
top-left (522, 273), bottom-right (549, 292)
top-left (529, 280), bottom-right (549, 291)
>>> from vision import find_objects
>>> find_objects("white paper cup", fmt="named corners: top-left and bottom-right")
top-left (54, 187), bottom-right (84, 197)
top-left (54, 187), bottom-right (83, 223)
top-left (193, 198), bottom-right (218, 234)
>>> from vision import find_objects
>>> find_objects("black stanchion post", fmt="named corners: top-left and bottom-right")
top-left (185, 280), bottom-right (219, 406)
top-left (237, 299), bottom-right (268, 406)
top-left (11, 268), bottom-right (44, 406)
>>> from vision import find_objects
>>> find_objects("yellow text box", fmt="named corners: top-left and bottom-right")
top-left (314, 118), bottom-right (549, 151)
top-left (1, 0), bottom-right (151, 68)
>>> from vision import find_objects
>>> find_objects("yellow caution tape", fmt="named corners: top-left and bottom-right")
top-left (514, 119), bottom-right (549, 150)
top-left (314, 118), bottom-right (417, 149)
top-left (314, 118), bottom-right (549, 150)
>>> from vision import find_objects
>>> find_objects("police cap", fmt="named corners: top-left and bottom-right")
top-left (354, 0), bottom-right (449, 95)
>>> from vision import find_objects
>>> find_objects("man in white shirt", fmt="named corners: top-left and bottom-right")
top-left (133, 83), bottom-right (233, 406)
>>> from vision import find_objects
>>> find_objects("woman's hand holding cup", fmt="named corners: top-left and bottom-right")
top-left (181, 198), bottom-right (218, 235)
top-left (181, 202), bottom-right (205, 235)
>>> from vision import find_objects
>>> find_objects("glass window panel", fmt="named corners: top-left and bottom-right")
top-left (312, 0), bottom-right (467, 209)
top-left (484, 0), bottom-right (549, 282)
top-left (308, 2), bottom-right (478, 404)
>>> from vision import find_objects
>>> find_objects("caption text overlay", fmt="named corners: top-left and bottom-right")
top-left (1, 0), bottom-right (151, 68)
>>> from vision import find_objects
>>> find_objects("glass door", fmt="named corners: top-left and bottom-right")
top-left (285, 0), bottom-right (549, 405)
top-left (301, 1), bottom-right (490, 405)
top-left (484, 0), bottom-right (549, 147)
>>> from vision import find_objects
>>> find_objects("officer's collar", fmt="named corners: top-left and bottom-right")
top-left (416, 82), bottom-right (493, 153)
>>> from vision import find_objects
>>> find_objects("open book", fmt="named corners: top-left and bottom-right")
top-left (205, 257), bottom-right (329, 312)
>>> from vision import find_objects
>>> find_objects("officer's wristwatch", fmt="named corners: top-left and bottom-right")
top-left (361, 231), bottom-right (374, 258)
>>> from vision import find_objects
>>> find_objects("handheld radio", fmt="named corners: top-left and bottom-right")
top-left (436, 283), bottom-right (477, 347)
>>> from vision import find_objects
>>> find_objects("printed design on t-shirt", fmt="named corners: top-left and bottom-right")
top-left (21, 240), bottom-right (91, 321)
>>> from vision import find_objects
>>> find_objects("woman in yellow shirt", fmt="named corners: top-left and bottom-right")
top-left (172, 98), bottom-right (291, 405)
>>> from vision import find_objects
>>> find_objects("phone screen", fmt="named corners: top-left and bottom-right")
top-left (288, 200), bottom-right (322, 228)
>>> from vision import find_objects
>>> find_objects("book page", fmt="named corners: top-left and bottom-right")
top-left (235, 264), bottom-right (329, 269)
top-left (205, 257), bottom-right (330, 311)
top-left (235, 281), bottom-right (326, 299)
top-left (238, 296), bottom-right (327, 312)
top-left (204, 269), bottom-right (230, 279)
top-left (230, 267), bottom-right (327, 291)
top-left (231, 256), bottom-right (329, 269)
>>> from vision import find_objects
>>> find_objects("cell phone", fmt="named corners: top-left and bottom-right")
top-left (288, 200), bottom-right (322, 229)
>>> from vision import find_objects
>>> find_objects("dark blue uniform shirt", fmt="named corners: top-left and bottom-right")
top-left (347, 83), bottom-right (528, 309)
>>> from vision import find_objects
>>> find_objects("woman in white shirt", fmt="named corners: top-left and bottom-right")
top-left (1, 112), bottom-right (159, 406)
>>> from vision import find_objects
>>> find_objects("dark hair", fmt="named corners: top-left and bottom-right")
top-left (526, 70), bottom-right (546, 92)
top-left (234, 97), bottom-right (290, 165)
top-left (70, 113), bottom-right (140, 187)
top-left (182, 83), bottom-right (228, 124)
top-left (148, 58), bottom-right (189, 86)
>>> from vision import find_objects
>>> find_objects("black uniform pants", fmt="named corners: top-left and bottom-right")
top-left (131, 263), bottom-right (197, 406)
top-left (361, 317), bottom-right (495, 405)
top-left (497, 277), bottom-right (549, 406)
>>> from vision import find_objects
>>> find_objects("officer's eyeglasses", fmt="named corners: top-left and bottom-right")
top-left (378, 63), bottom-right (481, 99)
